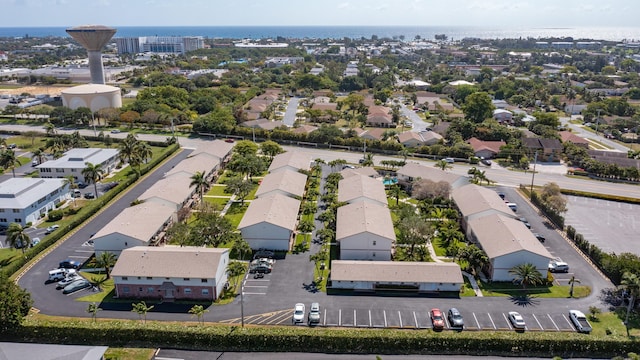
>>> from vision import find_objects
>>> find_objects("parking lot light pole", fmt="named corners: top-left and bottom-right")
top-left (240, 272), bottom-right (248, 327)
top-left (530, 151), bottom-right (538, 199)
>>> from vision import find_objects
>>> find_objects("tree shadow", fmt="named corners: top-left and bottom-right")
top-left (302, 281), bottom-right (320, 294)
top-left (509, 294), bottom-right (540, 307)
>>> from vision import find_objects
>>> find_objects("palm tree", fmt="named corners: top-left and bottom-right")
top-left (0, 149), bottom-right (21, 178)
top-left (457, 245), bottom-right (488, 277)
top-left (134, 141), bottom-right (153, 164)
top-left (82, 162), bottom-right (105, 198)
top-left (297, 218), bottom-right (315, 245)
top-left (188, 304), bottom-right (209, 324)
top-left (62, 175), bottom-right (78, 205)
top-left (87, 302), bottom-right (102, 322)
top-left (118, 133), bottom-right (139, 165)
top-left (131, 301), bottom-right (154, 324)
top-left (6, 223), bottom-right (31, 254)
top-left (93, 252), bottom-right (117, 279)
top-left (509, 263), bottom-right (544, 293)
top-left (434, 159), bottom-right (452, 171)
top-left (620, 271), bottom-right (640, 332)
top-left (231, 237), bottom-right (251, 260)
top-left (309, 251), bottom-right (328, 281)
top-left (190, 171), bottom-right (208, 203)
top-left (399, 148), bottom-right (410, 163)
top-left (389, 184), bottom-right (404, 206)
top-left (226, 261), bottom-right (246, 291)
top-left (31, 148), bottom-right (46, 166)
top-left (568, 275), bottom-right (581, 298)
top-left (361, 153), bottom-right (375, 167)
top-left (44, 122), bottom-right (56, 136)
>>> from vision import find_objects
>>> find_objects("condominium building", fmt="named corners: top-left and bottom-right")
top-left (115, 36), bottom-right (205, 55)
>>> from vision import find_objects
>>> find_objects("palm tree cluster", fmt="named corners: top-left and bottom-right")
top-left (0, 149), bottom-right (21, 177)
top-left (118, 133), bottom-right (153, 176)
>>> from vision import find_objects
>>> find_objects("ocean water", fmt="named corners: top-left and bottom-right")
top-left (1, 26), bottom-right (640, 42)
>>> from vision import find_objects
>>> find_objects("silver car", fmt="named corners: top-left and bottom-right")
top-left (56, 273), bottom-right (80, 289)
top-left (62, 278), bottom-right (92, 294)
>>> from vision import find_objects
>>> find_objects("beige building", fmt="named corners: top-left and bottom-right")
top-left (238, 193), bottom-right (301, 251)
top-left (190, 139), bottom-right (235, 163)
top-left (451, 184), bottom-right (517, 236)
top-left (165, 152), bottom-right (221, 180)
top-left (61, 84), bottom-right (122, 112)
top-left (138, 172), bottom-right (195, 211)
top-left (92, 202), bottom-right (176, 257)
top-left (255, 169), bottom-right (307, 199)
top-left (336, 202), bottom-right (395, 260)
top-left (338, 174), bottom-right (388, 207)
top-left (330, 261), bottom-right (463, 292)
top-left (268, 151), bottom-right (312, 174)
top-left (339, 166), bottom-right (379, 179)
top-left (112, 246), bottom-right (229, 301)
top-left (396, 162), bottom-right (468, 190)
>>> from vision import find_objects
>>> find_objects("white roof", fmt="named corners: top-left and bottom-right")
top-left (37, 148), bottom-right (118, 169)
top-left (238, 193), bottom-right (301, 231)
top-left (165, 152), bottom-right (220, 177)
top-left (0, 178), bottom-right (67, 209)
top-left (331, 261), bottom-right (463, 284)
top-left (397, 162), bottom-right (465, 186)
top-left (92, 202), bottom-right (175, 242)
top-left (255, 169), bottom-right (307, 198)
top-left (449, 80), bottom-right (474, 86)
top-left (138, 172), bottom-right (194, 205)
top-left (111, 246), bottom-right (228, 279)
top-left (338, 174), bottom-right (388, 206)
top-left (452, 184), bottom-right (515, 219)
top-left (190, 139), bottom-right (235, 160)
top-left (493, 109), bottom-right (513, 115)
top-left (268, 151), bottom-right (311, 173)
top-left (61, 84), bottom-right (121, 94)
top-left (336, 202), bottom-right (395, 242)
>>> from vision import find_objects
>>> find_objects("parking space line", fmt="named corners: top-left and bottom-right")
top-left (413, 311), bottom-right (419, 328)
top-left (562, 313), bottom-right (576, 331)
top-left (353, 309), bottom-right (356, 327)
top-left (502, 313), bottom-right (512, 330)
top-left (473, 313), bottom-right (480, 329)
top-left (383, 310), bottom-right (387, 327)
top-left (532, 314), bottom-right (543, 330)
top-left (369, 310), bottom-right (372, 328)
top-left (339, 309), bottom-right (342, 326)
top-left (548, 314), bottom-right (559, 331)
top-left (398, 311), bottom-right (403, 328)
top-left (242, 292), bottom-right (266, 295)
top-left (323, 309), bottom-right (327, 326)
top-left (489, 313), bottom-right (497, 329)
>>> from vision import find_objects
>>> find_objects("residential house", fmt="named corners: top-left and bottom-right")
top-left (396, 162), bottom-right (468, 190)
top-left (255, 169), bottom-right (307, 199)
top-left (0, 178), bottom-right (69, 227)
top-left (190, 139), bottom-right (235, 164)
top-left (366, 113), bottom-right (394, 128)
top-left (338, 174), bottom-right (388, 207)
top-left (467, 137), bottom-right (505, 159)
top-left (397, 131), bottom-right (443, 147)
top-left (493, 109), bottom-right (513, 123)
top-left (522, 137), bottom-right (563, 162)
top-left (92, 202), bottom-right (176, 257)
top-left (111, 246), bottom-right (229, 301)
top-left (340, 166), bottom-right (379, 179)
top-left (360, 128), bottom-right (387, 141)
top-left (268, 151), bottom-right (312, 174)
top-left (452, 184), bottom-right (517, 236)
top-left (164, 152), bottom-right (221, 180)
top-left (330, 261), bottom-right (463, 292)
top-left (37, 148), bottom-right (119, 182)
top-left (431, 121), bottom-right (451, 137)
top-left (336, 202), bottom-right (395, 261)
top-left (238, 193), bottom-right (301, 251)
top-left (138, 172), bottom-right (195, 211)
top-left (467, 213), bottom-right (553, 281)
top-left (559, 131), bottom-right (589, 149)
top-left (291, 124), bottom-right (318, 135)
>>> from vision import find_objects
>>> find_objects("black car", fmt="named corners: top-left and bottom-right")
top-left (533, 233), bottom-right (546, 242)
top-left (84, 192), bottom-right (95, 199)
top-left (249, 264), bottom-right (272, 274)
top-left (59, 259), bottom-right (82, 269)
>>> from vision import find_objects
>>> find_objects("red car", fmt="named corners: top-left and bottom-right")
top-left (430, 308), bottom-right (445, 330)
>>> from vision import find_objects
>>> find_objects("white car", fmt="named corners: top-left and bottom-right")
top-left (508, 311), bottom-right (526, 329)
top-left (549, 261), bottom-right (569, 273)
top-left (56, 273), bottom-right (81, 289)
top-left (292, 303), bottom-right (305, 324)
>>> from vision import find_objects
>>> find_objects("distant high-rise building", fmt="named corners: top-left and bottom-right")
top-left (115, 36), bottom-right (204, 55)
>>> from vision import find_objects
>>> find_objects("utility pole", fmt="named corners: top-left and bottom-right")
top-left (240, 272), bottom-right (247, 327)
top-left (595, 108), bottom-right (602, 135)
top-left (530, 151), bottom-right (538, 198)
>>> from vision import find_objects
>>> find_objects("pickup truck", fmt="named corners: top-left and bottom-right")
top-left (569, 310), bottom-right (592, 334)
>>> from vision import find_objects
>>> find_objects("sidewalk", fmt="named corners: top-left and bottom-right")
top-left (425, 241), bottom-right (483, 297)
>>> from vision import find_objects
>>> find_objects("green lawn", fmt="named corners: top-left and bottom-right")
top-left (460, 277), bottom-right (477, 297)
top-left (206, 185), bottom-right (229, 196)
top-left (224, 202), bottom-right (249, 228)
top-left (104, 348), bottom-right (156, 360)
top-left (0, 248), bottom-right (22, 267)
top-left (204, 197), bottom-right (230, 207)
top-left (432, 240), bottom-right (448, 257)
top-left (478, 281), bottom-right (591, 298)
top-left (76, 273), bottom-right (117, 303)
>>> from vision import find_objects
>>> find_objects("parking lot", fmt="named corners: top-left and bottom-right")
top-left (219, 306), bottom-right (578, 332)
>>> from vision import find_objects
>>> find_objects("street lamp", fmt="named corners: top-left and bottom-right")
top-left (529, 151), bottom-right (538, 198)
top-left (595, 109), bottom-right (602, 135)
top-left (240, 272), bottom-right (248, 327)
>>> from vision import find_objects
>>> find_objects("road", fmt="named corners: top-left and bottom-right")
top-left (399, 103), bottom-right (430, 132)
top-left (282, 97), bottom-right (300, 127)
top-left (559, 116), bottom-right (629, 152)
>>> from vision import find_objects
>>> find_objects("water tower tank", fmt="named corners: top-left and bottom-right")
top-left (66, 25), bottom-right (117, 84)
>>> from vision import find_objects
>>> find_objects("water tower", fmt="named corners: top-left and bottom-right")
top-left (66, 25), bottom-right (116, 84)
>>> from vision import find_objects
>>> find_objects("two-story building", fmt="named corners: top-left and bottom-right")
top-left (336, 202), bottom-right (395, 261)
top-left (111, 246), bottom-right (229, 301)
top-left (0, 178), bottom-right (69, 227)
top-left (37, 148), bottom-right (119, 183)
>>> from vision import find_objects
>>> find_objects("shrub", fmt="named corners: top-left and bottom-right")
top-left (47, 210), bottom-right (63, 222)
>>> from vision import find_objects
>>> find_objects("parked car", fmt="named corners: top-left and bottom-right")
top-left (548, 261), bottom-right (569, 273)
top-left (59, 259), bottom-right (82, 269)
top-left (497, 192), bottom-right (505, 200)
top-left (292, 303), bottom-right (305, 324)
top-left (253, 249), bottom-right (275, 259)
top-left (7, 143), bottom-right (17, 149)
top-left (480, 157), bottom-right (492, 166)
top-left (518, 217), bottom-right (531, 229)
top-left (251, 257), bottom-right (275, 266)
top-left (110, 129), bottom-right (121, 134)
top-left (443, 157), bottom-right (455, 164)
top-left (569, 310), bottom-right (592, 334)
top-left (430, 308), bottom-right (445, 330)
top-left (533, 233), bottom-right (546, 242)
top-left (31, 237), bottom-right (41, 247)
top-left (84, 192), bottom-right (95, 199)
top-left (224, 138), bottom-right (235, 143)
top-left (447, 308), bottom-right (464, 329)
top-left (249, 264), bottom-right (272, 274)
top-left (62, 278), bottom-right (92, 294)
top-left (48, 268), bottom-right (75, 282)
top-left (77, 182), bottom-right (88, 189)
top-left (506, 202), bottom-right (518, 212)
top-left (56, 273), bottom-right (81, 289)
top-left (45, 225), bottom-right (59, 234)
top-left (308, 302), bottom-right (321, 325)
top-left (508, 311), bottom-right (526, 329)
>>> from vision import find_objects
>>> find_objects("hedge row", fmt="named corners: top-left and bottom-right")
top-left (520, 186), bottom-right (565, 229)
top-left (4, 142), bottom-right (180, 278)
top-left (560, 188), bottom-right (640, 205)
top-left (6, 319), bottom-right (635, 357)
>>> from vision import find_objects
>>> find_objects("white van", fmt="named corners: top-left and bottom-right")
top-left (506, 203), bottom-right (517, 212)
top-left (48, 269), bottom-right (67, 282)
top-left (73, 189), bottom-right (82, 198)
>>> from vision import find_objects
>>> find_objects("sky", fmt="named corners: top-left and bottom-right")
top-left (2, 0), bottom-right (639, 28)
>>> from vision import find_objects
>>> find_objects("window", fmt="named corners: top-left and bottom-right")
top-left (12, 209), bottom-right (20, 213)
top-left (122, 277), bottom-right (128, 281)
top-left (201, 279), bottom-right (208, 283)
top-left (122, 287), bottom-right (130, 293)
top-left (372, 240), bottom-right (376, 246)
top-left (0, 209), bottom-right (4, 212)
top-left (0, 218), bottom-right (6, 223)
top-left (138, 287), bottom-right (143, 292)
top-left (14, 219), bottom-right (21, 223)
top-left (146, 277), bottom-right (153, 280)
top-left (183, 278), bottom-right (190, 281)
top-left (201, 289), bottom-right (209, 295)
top-left (147, 287), bottom-right (154, 293)
top-left (184, 288), bottom-right (192, 294)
